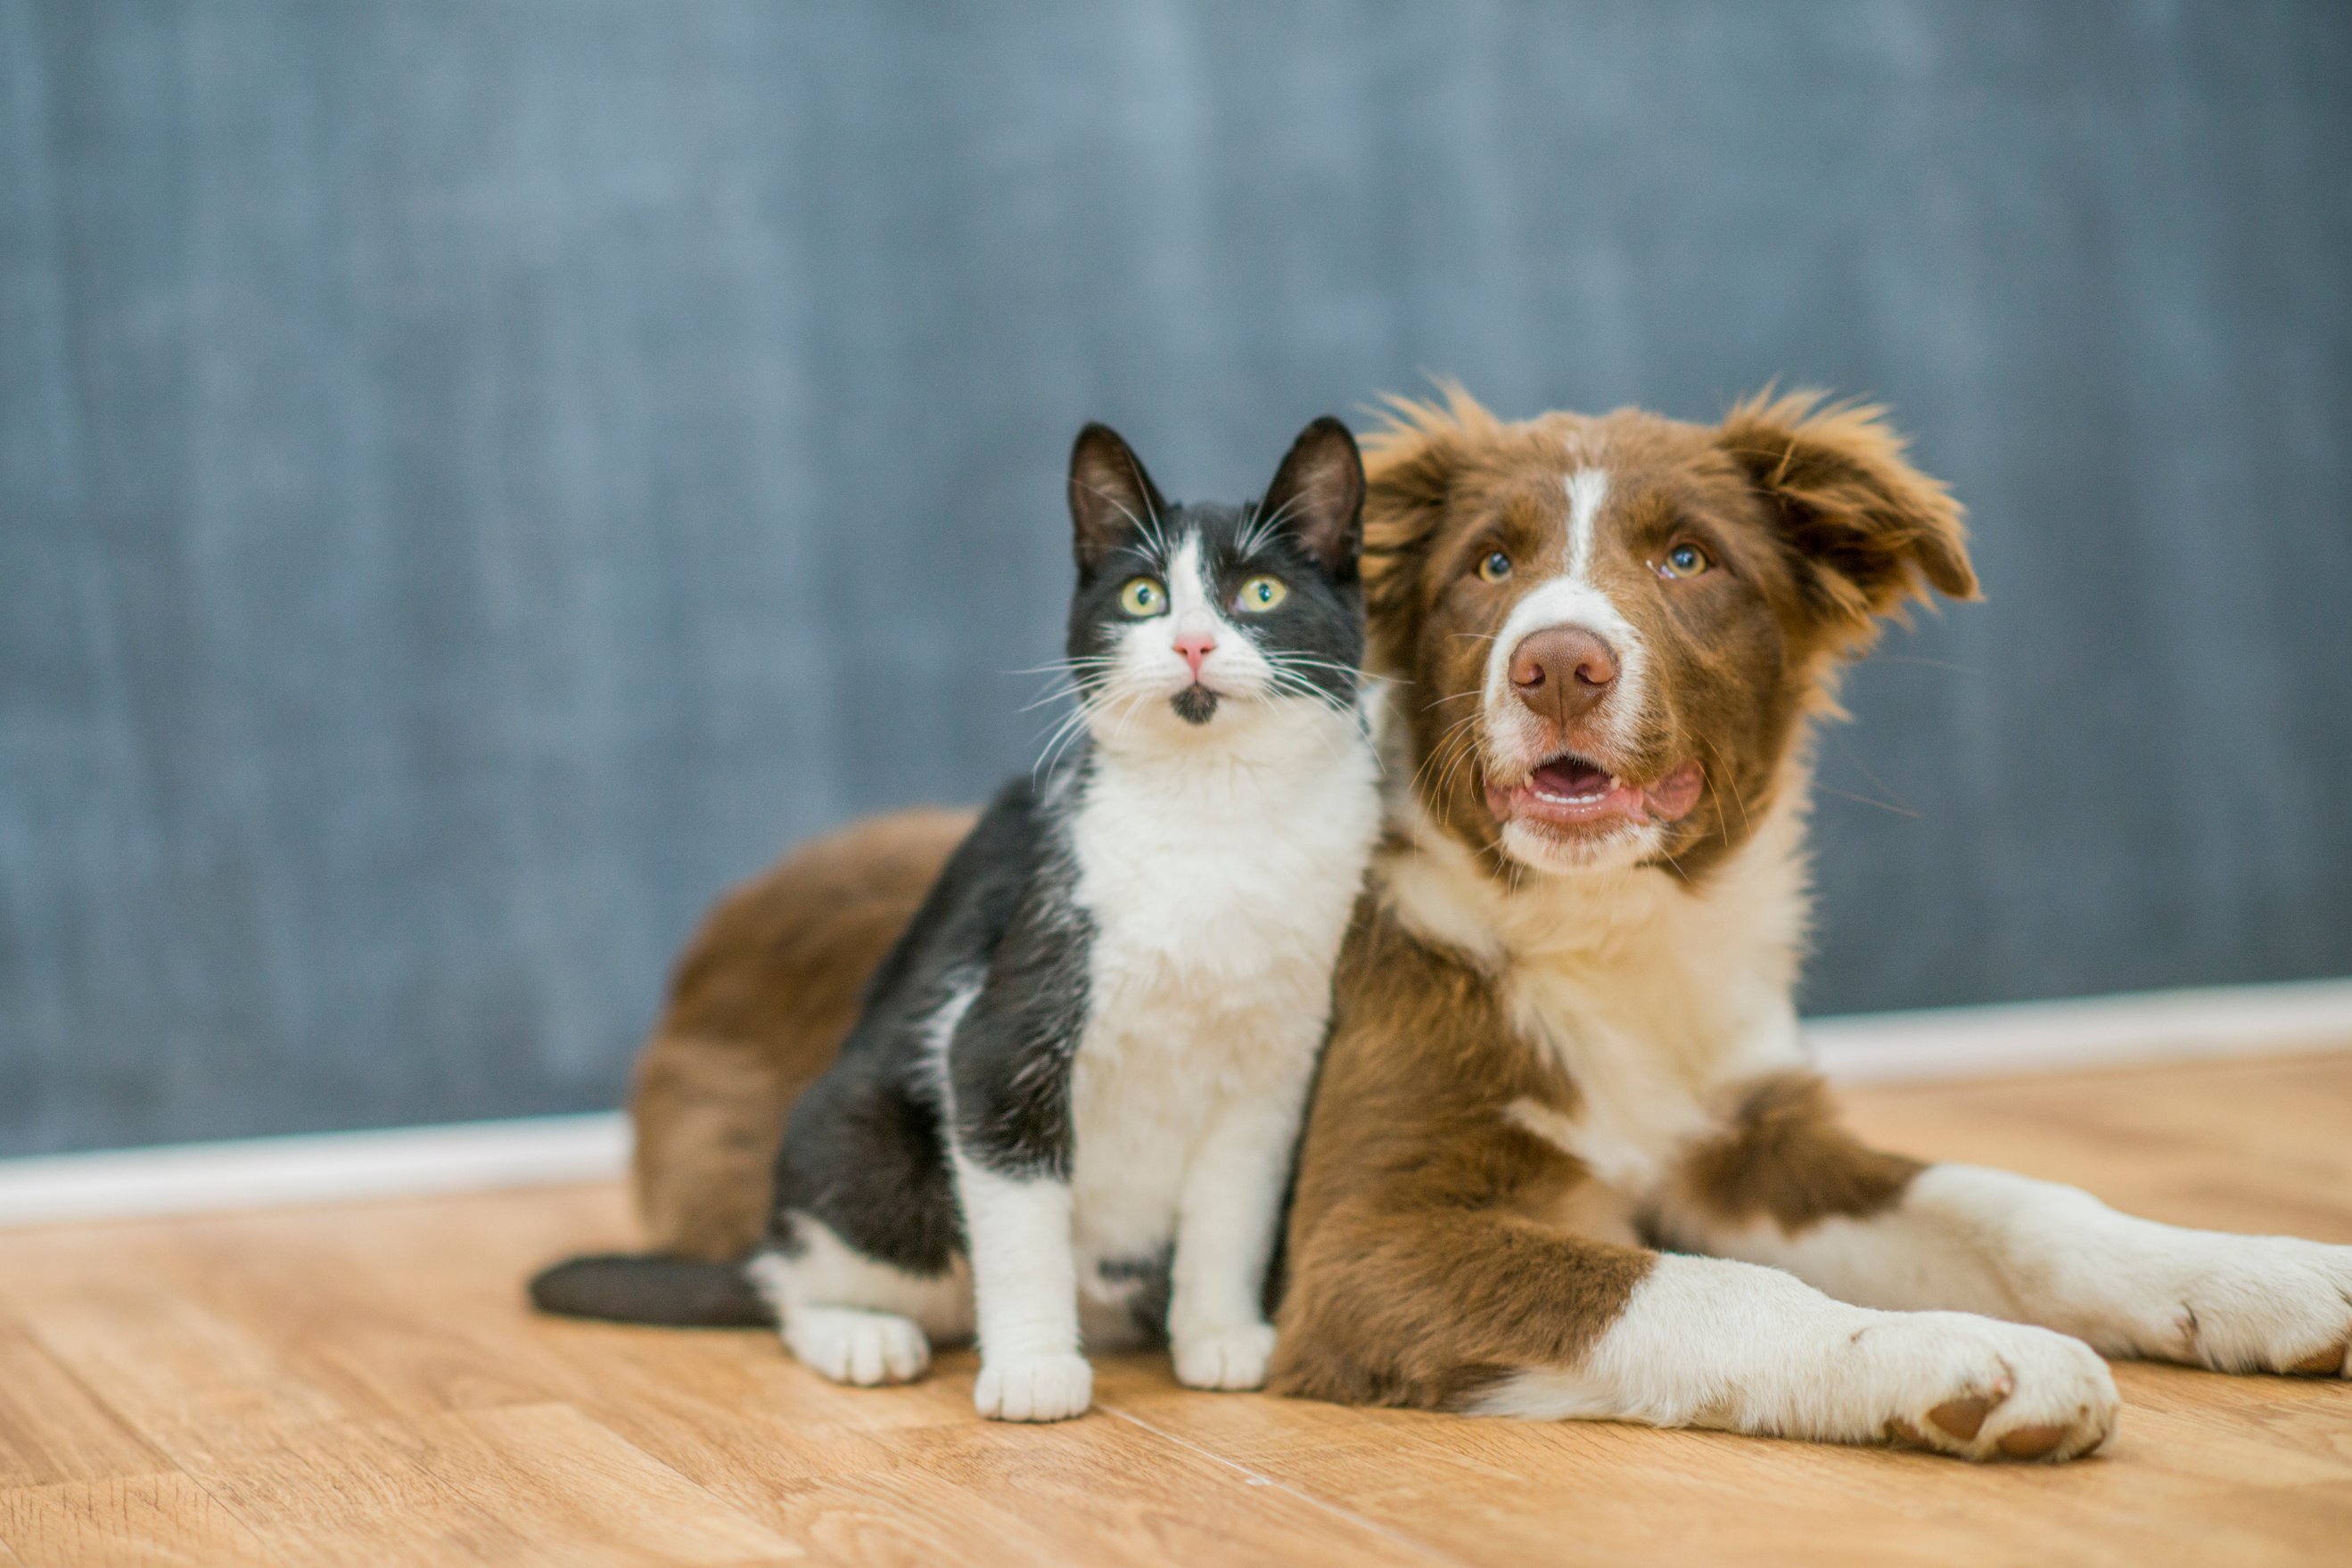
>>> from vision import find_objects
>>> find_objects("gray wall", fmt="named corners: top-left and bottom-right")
top-left (4, 1), bottom-right (2348, 1155)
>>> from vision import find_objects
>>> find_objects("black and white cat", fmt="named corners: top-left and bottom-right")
top-left (747, 418), bottom-right (1383, 1421)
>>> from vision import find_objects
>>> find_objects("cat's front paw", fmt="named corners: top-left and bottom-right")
top-left (1172, 1320), bottom-right (1279, 1391)
top-left (974, 1352), bottom-right (1093, 1422)
top-left (784, 1306), bottom-right (932, 1386)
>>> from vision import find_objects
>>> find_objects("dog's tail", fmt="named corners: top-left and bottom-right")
top-left (527, 1252), bottom-right (772, 1328)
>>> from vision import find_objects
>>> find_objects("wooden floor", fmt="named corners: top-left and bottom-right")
top-left (3, 1054), bottom-right (2350, 1567)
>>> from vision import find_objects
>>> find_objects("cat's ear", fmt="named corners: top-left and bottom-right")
top-left (1258, 416), bottom-right (1365, 579)
top-left (1067, 423), bottom-right (1170, 572)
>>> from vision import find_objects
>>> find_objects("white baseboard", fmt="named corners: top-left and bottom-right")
top-left (1, 977), bottom-right (2346, 1231)
top-left (0, 1112), bottom-right (628, 1231)
top-left (1807, 976), bottom-right (2352, 1083)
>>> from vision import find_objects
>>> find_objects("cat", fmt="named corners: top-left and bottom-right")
top-left (534, 416), bottom-right (1384, 1423)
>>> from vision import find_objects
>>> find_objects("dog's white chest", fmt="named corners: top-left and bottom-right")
top-left (1385, 801), bottom-right (1813, 1197)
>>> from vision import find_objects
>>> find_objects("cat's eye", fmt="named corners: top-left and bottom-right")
top-left (1235, 575), bottom-right (1288, 613)
top-left (1476, 551), bottom-right (1513, 583)
top-left (1118, 577), bottom-right (1167, 616)
top-left (1658, 543), bottom-right (1712, 579)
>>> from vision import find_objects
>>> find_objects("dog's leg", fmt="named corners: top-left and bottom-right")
top-left (1657, 1073), bottom-right (2352, 1378)
top-left (1275, 1205), bottom-right (2116, 1459)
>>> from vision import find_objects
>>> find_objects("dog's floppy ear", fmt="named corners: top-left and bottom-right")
top-left (1361, 382), bottom-right (1494, 662)
top-left (1068, 423), bottom-right (1170, 574)
top-left (1717, 390), bottom-right (1978, 649)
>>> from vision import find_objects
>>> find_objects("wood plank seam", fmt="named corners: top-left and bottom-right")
top-left (1098, 1404), bottom-right (1469, 1567)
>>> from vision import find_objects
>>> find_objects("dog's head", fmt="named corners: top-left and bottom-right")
top-left (1363, 385), bottom-right (1977, 878)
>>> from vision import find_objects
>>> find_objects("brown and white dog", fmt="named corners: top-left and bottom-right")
top-left (617, 389), bottom-right (2352, 1460)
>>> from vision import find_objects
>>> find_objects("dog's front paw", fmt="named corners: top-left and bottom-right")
top-left (1861, 1314), bottom-right (2118, 1462)
top-left (974, 1352), bottom-right (1093, 1422)
top-left (2157, 1236), bottom-right (2352, 1377)
top-left (1172, 1320), bottom-right (1278, 1391)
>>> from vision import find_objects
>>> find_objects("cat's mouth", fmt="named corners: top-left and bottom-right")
top-left (1170, 684), bottom-right (1220, 726)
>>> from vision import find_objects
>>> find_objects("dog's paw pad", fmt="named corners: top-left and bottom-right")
top-left (1884, 1416), bottom-right (1936, 1450)
top-left (1996, 1422), bottom-right (2072, 1460)
top-left (1927, 1385), bottom-right (2007, 1441)
top-left (2285, 1339), bottom-right (2348, 1376)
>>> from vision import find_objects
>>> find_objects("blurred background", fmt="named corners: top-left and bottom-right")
top-left (3, 1), bottom-right (2347, 1158)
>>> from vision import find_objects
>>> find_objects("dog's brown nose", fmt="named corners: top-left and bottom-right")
top-left (1509, 626), bottom-right (1618, 727)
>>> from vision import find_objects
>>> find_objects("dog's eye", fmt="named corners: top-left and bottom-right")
top-left (1119, 577), bottom-right (1168, 616)
top-left (1234, 575), bottom-right (1288, 613)
top-left (1658, 543), bottom-right (1712, 579)
top-left (1476, 551), bottom-right (1513, 583)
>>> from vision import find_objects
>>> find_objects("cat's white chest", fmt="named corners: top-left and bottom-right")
top-left (1060, 727), bottom-right (1380, 1272)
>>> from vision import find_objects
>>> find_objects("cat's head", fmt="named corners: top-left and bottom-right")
top-left (1062, 418), bottom-right (1367, 741)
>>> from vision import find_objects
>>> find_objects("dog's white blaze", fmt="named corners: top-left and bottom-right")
top-left (1479, 464), bottom-right (1651, 772)
top-left (1564, 465), bottom-right (1609, 579)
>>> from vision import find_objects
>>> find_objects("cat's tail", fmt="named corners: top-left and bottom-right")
top-left (527, 1252), bottom-right (773, 1327)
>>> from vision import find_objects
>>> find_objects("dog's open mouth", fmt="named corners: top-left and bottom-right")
top-left (1484, 753), bottom-right (1706, 832)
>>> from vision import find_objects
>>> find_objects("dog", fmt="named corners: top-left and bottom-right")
top-left (607, 389), bottom-right (2352, 1460)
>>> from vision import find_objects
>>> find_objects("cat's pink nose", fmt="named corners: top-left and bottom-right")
top-left (1175, 631), bottom-right (1215, 678)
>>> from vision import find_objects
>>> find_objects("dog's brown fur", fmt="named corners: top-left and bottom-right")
top-left (1674, 1073), bottom-right (1925, 1233)
top-left (1269, 896), bottom-right (1656, 1408)
top-left (1262, 388), bottom-right (1973, 1404)
top-left (629, 807), bottom-right (971, 1259)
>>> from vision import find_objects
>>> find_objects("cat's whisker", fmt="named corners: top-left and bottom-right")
top-left (1008, 656), bottom-right (1120, 677)
top-left (1032, 685), bottom-right (1123, 777)
top-left (1237, 491), bottom-right (1307, 560)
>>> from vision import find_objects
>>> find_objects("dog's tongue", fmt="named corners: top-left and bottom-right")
top-left (1532, 756), bottom-right (1611, 800)
top-left (1509, 757), bottom-right (1707, 825)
